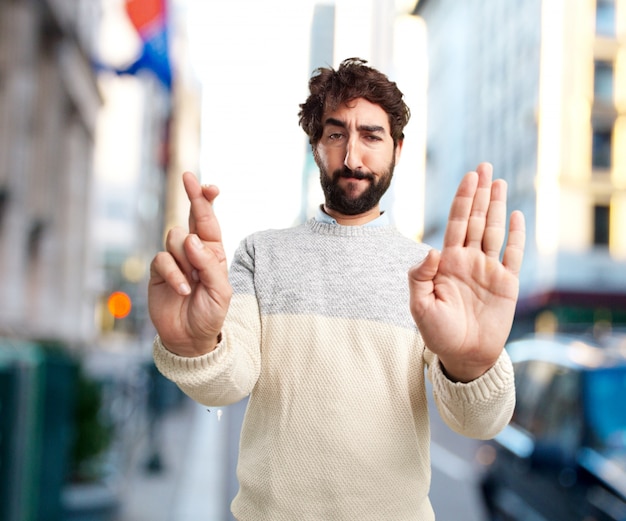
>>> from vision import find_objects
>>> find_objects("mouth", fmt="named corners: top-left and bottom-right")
top-left (336, 175), bottom-right (372, 199)
top-left (339, 170), bottom-right (374, 182)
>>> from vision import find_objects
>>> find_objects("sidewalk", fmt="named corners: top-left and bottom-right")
top-left (82, 342), bottom-right (243, 521)
top-left (117, 396), bottom-right (237, 521)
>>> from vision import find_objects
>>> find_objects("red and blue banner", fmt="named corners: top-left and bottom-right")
top-left (120, 0), bottom-right (172, 90)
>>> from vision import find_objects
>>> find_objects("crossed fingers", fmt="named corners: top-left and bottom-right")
top-left (183, 171), bottom-right (223, 243)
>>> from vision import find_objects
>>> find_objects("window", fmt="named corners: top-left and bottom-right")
top-left (592, 128), bottom-right (612, 169)
top-left (27, 219), bottom-right (46, 260)
top-left (513, 361), bottom-right (556, 434)
top-left (594, 60), bottom-right (614, 102)
top-left (585, 368), bottom-right (626, 450)
top-left (532, 368), bottom-right (582, 454)
top-left (593, 204), bottom-right (610, 246)
top-left (0, 187), bottom-right (8, 230)
top-left (596, 0), bottom-right (616, 36)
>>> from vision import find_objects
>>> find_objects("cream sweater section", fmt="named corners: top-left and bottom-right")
top-left (154, 219), bottom-right (515, 520)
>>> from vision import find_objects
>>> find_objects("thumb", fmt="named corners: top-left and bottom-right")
top-left (408, 248), bottom-right (440, 285)
top-left (408, 249), bottom-right (441, 323)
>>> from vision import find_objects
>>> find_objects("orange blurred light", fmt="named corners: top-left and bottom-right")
top-left (107, 291), bottom-right (132, 319)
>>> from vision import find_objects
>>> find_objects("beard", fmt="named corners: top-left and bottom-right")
top-left (319, 161), bottom-right (395, 216)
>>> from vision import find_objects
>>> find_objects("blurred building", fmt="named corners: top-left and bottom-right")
top-left (0, 1), bottom-right (200, 519)
top-left (0, 1), bottom-right (105, 519)
top-left (415, 0), bottom-right (626, 335)
top-left (0, 0), bottom-right (102, 345)
top-left (0, 0), bottom-right (195, 347)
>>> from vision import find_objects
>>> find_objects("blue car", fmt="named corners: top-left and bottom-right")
top-left (480, 334), bottom-right (626, 521)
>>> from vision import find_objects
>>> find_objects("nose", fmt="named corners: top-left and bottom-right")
top-left (343, 138), bottom-right (363, 171)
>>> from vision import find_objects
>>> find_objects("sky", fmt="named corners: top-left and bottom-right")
top-left (183, 0), bottom-right (322, 257)
top-left (94, 0), bottom-right (425, 260)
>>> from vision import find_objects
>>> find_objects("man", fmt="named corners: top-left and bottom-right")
top-left (149, 58), bottom-right (525, 520)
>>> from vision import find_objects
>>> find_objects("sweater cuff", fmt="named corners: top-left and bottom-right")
top-left (153, 334), bottom-right (228, 374)
top-left (430, 349), bottom-right (514, 403)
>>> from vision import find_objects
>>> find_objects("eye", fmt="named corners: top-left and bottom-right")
top-left (328, 132), bottom-right (344, 141)
top-left (365, 134), bottom-right (383, 142)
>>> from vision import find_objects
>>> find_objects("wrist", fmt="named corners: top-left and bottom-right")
top-left (438, 357), bottom-right (494, 383)
top-left (158, 332), bottom-right (222, 358)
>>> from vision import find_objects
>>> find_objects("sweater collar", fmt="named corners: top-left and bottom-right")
top-left (314, 205), bottom-right (390, 228)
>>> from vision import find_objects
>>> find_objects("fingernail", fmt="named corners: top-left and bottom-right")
top-left (191, 269), bottom-right (199, 282)
top-left (190, 235), bottom-right (203, 249)
top-left (179, 283), bottom-right (191, 295)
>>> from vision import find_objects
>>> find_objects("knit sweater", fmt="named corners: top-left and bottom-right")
top-left (153, 218), bottom-right (515, 521)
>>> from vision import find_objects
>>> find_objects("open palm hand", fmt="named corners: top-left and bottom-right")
top-left (409, 163), bottom-right (525, 382)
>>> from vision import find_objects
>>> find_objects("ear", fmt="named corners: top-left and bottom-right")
top-left (394, 139), bottom-right (404, 164)
top-left (312, 143), bottom-right (322, 166)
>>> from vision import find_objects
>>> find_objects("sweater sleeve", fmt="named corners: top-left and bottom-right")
top-left (424, 348), bottom-right (515, 440)
top-left (152, 238), bottom-right (262, 407)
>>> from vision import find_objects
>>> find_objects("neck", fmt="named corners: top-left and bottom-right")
top-left (322, 205), bottom-right (381, 226)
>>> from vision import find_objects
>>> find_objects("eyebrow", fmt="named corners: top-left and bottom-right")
top-left (324, 117), bottom-right (387, 135)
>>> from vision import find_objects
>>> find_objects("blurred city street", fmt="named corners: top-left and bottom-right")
top-left (77, 339), bottom-right (241, 521)
top-left (1, 0), bottom-right (625, 519)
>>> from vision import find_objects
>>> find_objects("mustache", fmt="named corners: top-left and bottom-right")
top-left (335, 168), bottom-right (375, 182)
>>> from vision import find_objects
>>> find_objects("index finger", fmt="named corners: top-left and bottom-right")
top-left (182, 171), bottom-right (223, 242)
top-left (442, 170), bottom-right (479, 248)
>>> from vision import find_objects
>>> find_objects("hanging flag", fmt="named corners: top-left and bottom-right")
top-left (119, 0), bottom-right (173, 90)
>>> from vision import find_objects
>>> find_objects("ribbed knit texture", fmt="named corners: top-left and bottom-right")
top-left (153, 219), bottom-right (515, 520)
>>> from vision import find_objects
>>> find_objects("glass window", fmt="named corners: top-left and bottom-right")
top-left (532, 368), bottom-right (582, 455)
top-left (596, 0), bottom-right (616, 36)
top-left (593, 204), bottom-right (610, 246)
top-left (513, 361), bottom-right (556, 434)
top-left (592, 128), bottom-right (612, 169)
top-left (585, 368), bottom-right (626, 449)
top-left (27, 219), bottom-right (46, 260)
top-left (594, 60), bottom-right (614, 102)
top-left (0, 187), bottom-right (8, 229)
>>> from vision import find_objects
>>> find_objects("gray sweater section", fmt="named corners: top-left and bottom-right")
top-left (229, 218), bottom-right (431, 330)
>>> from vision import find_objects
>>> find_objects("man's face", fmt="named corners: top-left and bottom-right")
top-left (314, 98), bottom-right (402, 216)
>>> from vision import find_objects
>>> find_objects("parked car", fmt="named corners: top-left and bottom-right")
top-left (480, 334), bottom-right (626, 521)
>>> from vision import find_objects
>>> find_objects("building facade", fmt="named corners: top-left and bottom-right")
top-left (0, 0), bottom-right (102, 345)
top-left (415, 0), bottom-right (626, 335)
top-left (0, 0), bottom-right (192, 347)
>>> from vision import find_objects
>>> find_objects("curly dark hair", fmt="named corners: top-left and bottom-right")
top-left (298, 58), bottom-right (410, 147)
